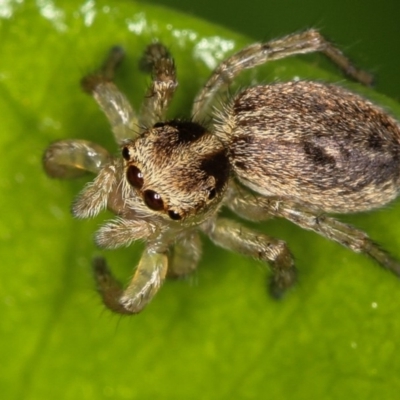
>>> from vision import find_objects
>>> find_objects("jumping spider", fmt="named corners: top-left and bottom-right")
top-left (43, 29), bottom-right (400, 315)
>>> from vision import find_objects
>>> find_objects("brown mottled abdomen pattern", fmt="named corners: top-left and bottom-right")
top-left (217, 81), bottom-right (400, 212)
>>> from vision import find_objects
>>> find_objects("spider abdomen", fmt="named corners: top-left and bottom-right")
top-left (218, 81), bottom-right (400, 213)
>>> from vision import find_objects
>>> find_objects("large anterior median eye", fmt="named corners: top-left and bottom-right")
top-left (143, 190), bottom-right (164, 211)
top-left (126, 165), bottom-right (144, 189)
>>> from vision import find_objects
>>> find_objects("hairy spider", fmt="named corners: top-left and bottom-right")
top-left (43, 29), bottom-right (400, 315)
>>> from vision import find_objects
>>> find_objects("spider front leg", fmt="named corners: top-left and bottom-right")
top-left (226, 183), bottom-right (400, 278)
top-left (43, 139), bottom-right (111, 178)
top-left (192, 29), bottom-right (374, 119)
top-left (43, 47), bottom-right (135, 212)
top-left (139, 43), bottom-right (178, 128)
top-left (202, 217), bottom-right (296, 298)
top-left (81, 46), bottom-right (139, 143)
top-left (93, 248), bottom-right (168, 315)
top-left (93, 221), bottom-right (200, 313)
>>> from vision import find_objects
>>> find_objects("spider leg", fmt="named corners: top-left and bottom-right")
top-left (283, 209), bottom-right (400, 277)
top-left (192, 29), bottom-right (373, 119)
top-left (93, 248), bottom-right (168, 315)
top-left (168, 231), bottom-right (202, 278)
top-left (81, 46), bottom-right (139, 143)
top-left (226, 182), bottom-right (400, 277)
top-left (202, 217), bottom-right (297, 298)
top-left (43, 139), bottom-right (111, 178)
top-left (138, 43), bottom-right (178, 128)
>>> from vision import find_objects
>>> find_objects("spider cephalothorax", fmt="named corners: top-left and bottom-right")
top-left (120, 120), bottom-right (230, 222)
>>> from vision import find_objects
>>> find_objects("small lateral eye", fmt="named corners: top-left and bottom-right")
top-left (168, 210), bottom-right (182, 220)
top-left (143, 190), bottom-right (164, 211)
top-left (208, 188), bottom-right (216, 200)
top-left (126, 165), bottom-right (144, 189)
top-left (122, 146), bottom-right (130, 161)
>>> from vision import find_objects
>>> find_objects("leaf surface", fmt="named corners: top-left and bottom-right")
top-left (1, 1), bottom-right (400, 399)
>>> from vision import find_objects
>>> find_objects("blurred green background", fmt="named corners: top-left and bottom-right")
top-left (146, 0), bottom-right (400, 99)
top-left (2, 1), bottom-right (400, 399)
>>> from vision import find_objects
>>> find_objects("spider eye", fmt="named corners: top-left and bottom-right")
top-left (168, 210), bottom-right (182, 220)
top-left (143, 190), bottom-right (164, 211)
top-left (122, 146), bottom-right (130, 161)
top-left (208, 188), bottom-right (216, 200)
top-left (126, 165), bottom-right (144, 189)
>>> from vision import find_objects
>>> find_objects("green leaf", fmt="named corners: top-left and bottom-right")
top-left (2, 1), bottom-right (400, 399)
